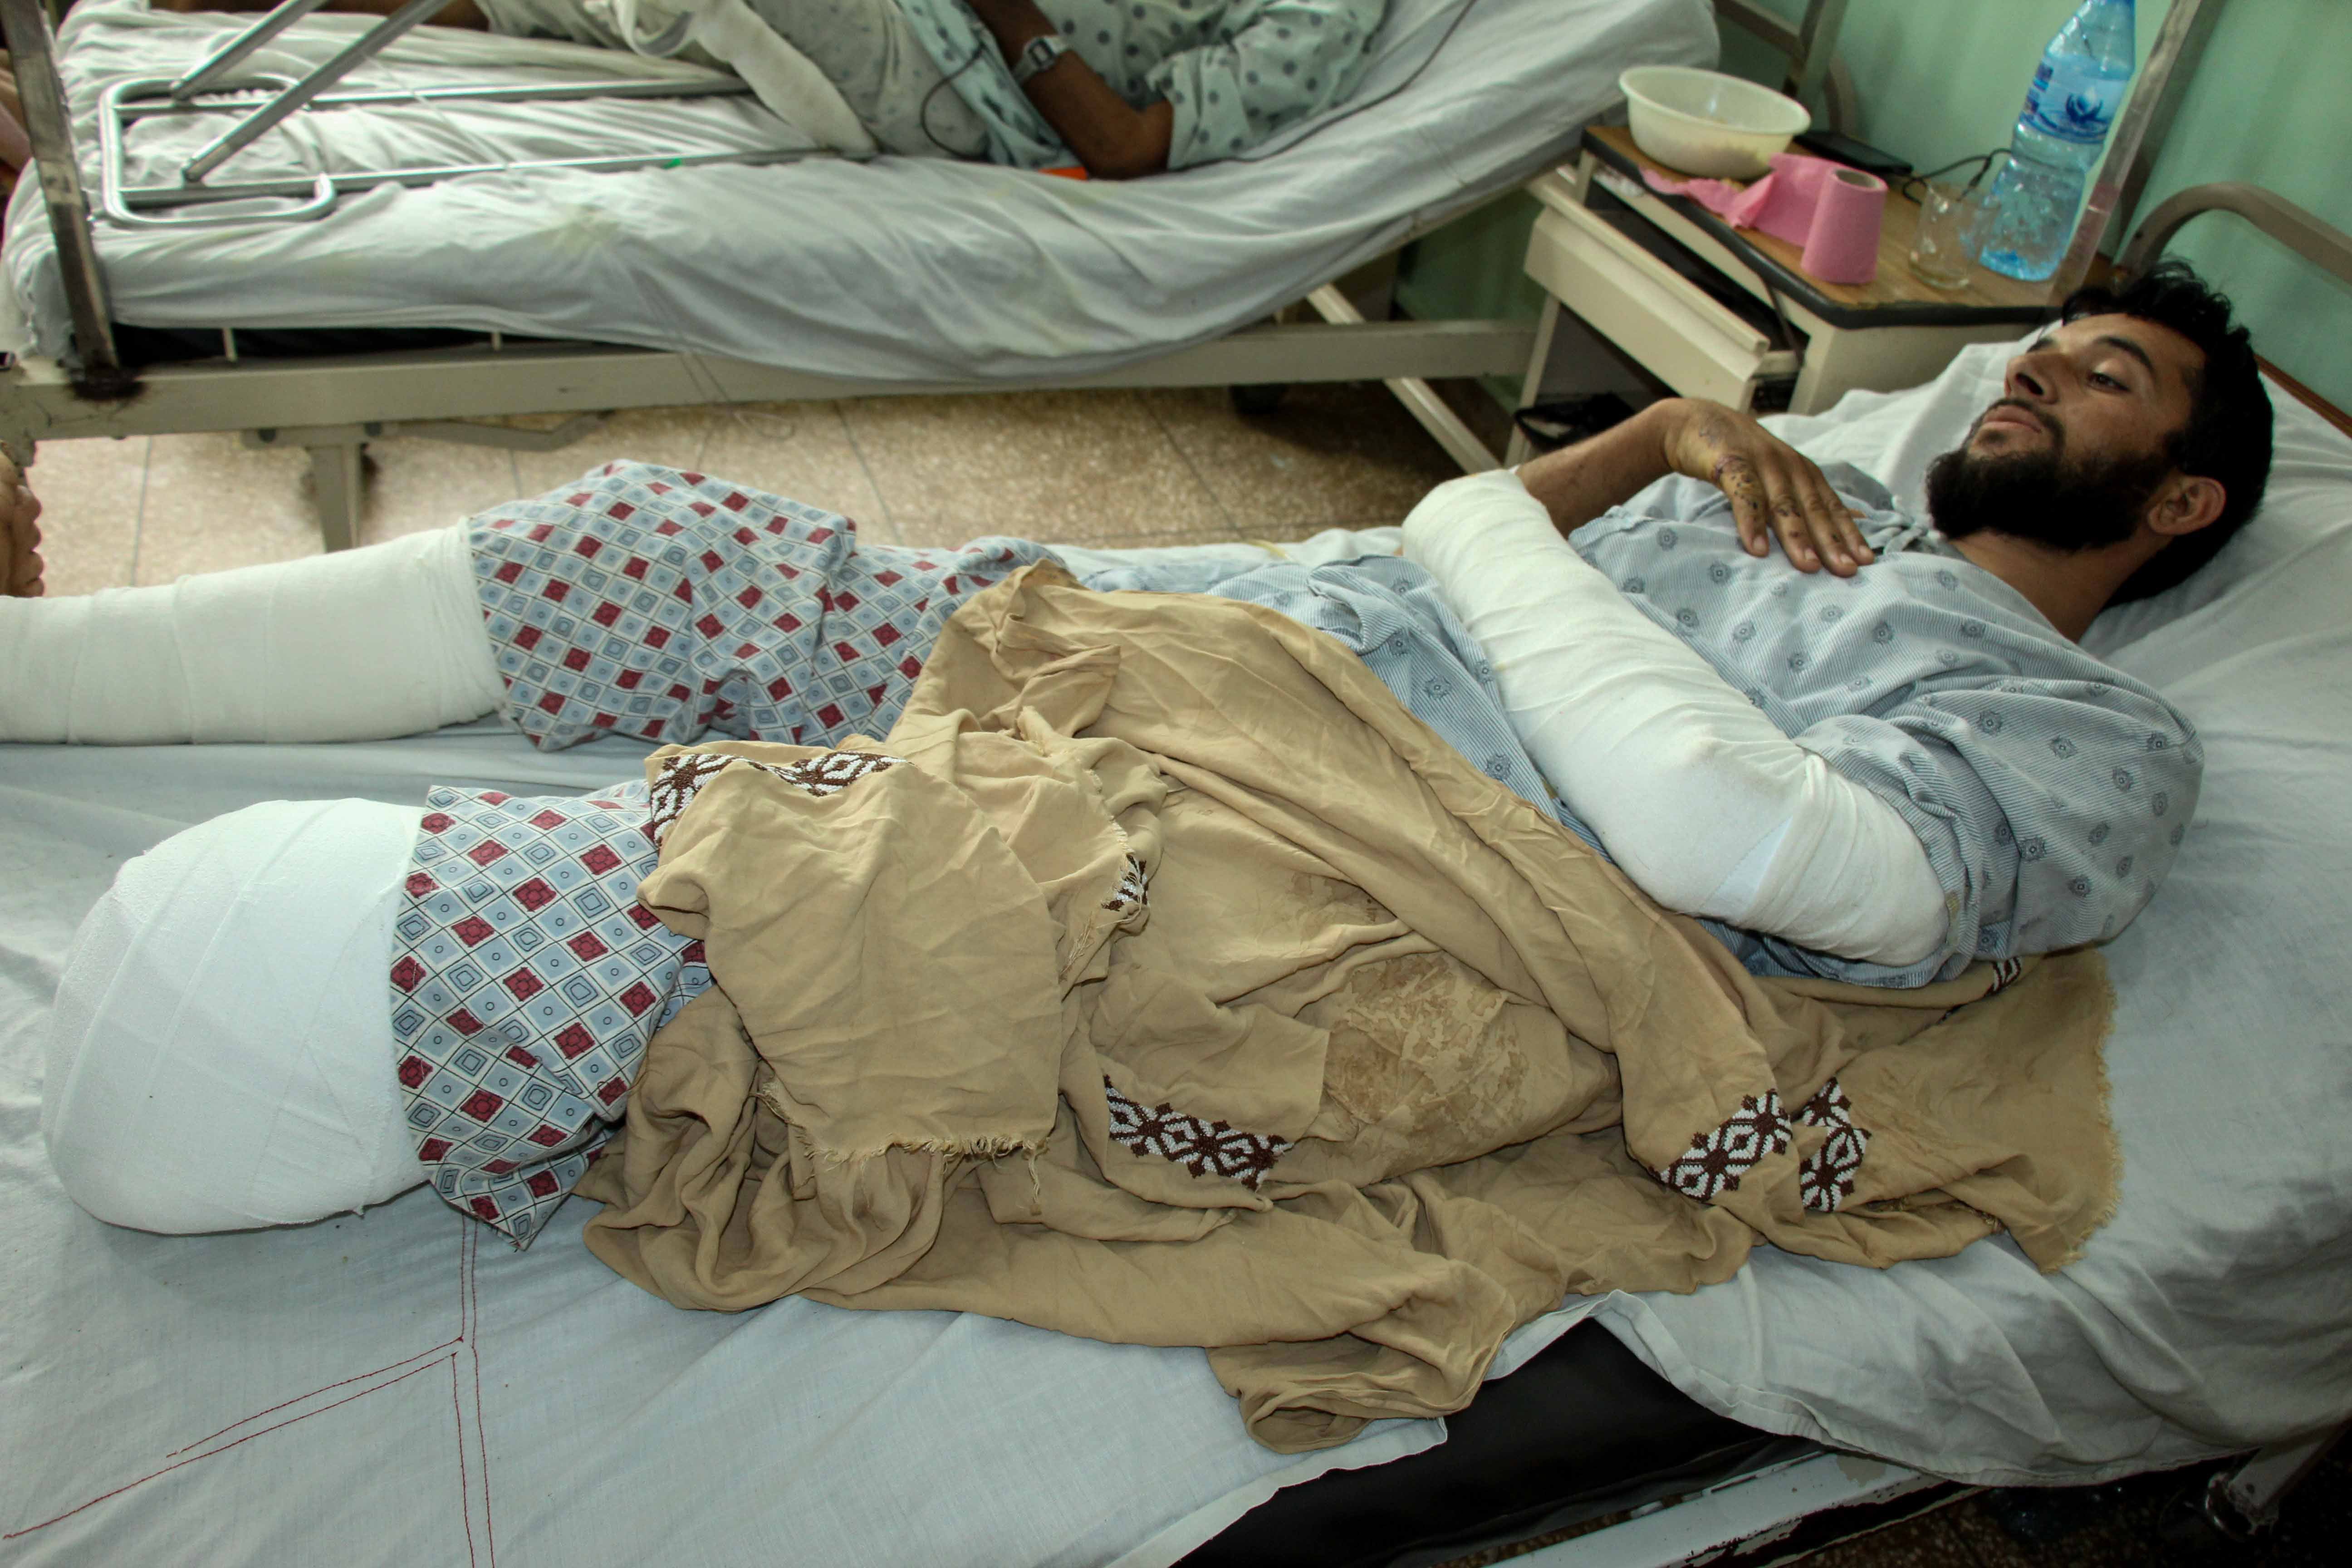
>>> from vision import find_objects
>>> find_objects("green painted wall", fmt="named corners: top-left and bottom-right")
top-left (1398, 0), bottom-right (2352, 412)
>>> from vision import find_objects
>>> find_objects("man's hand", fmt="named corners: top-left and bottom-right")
top-left (3, 448), bottom-right (44, 598)
top-left (1656, 399), bottom-right (1873, 575)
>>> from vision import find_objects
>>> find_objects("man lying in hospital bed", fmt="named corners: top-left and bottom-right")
top-left (157, 0), bottom-right (1390, 176)
top-left (0, 261), bottom-right (2274, 1442)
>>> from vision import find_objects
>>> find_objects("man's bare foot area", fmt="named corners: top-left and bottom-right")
top-left (3, 451), bottom-right (45, 598)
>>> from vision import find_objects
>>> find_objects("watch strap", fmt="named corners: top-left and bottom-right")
top-left (1011, 32), bottom-right (1072, 86)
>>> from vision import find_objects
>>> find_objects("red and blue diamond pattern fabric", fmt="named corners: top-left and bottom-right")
top-left (466, 461), bottom-right (1054, 752)
top-left (388, 781), bottom-right (709, 1245)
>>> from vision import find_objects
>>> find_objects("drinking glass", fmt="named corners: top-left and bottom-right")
top-left (1908, 181), bottom-right (1982, 289)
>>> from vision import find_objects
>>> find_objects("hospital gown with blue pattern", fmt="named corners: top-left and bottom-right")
top-left (895, 0), bottom-right (1388, 168)
top-left (1567, 466), bottom-right (2200, 985)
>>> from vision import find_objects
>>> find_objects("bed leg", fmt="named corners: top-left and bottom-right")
top-left (307, 440), bottom-right (366, 553)
top-left (244, 425), bottom-right (372, 550)
top-left (2203, 1422), bottom-right (2345, 1538)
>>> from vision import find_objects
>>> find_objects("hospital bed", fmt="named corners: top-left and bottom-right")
top-left (4, 185), bottom-right (2351, 1566)
top-left (0, 0), bottom-right (1761, 547)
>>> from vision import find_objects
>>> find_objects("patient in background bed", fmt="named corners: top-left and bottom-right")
top-left (154, 0), bottom-right (1388, 176)
top-left (5, 263), bottom-right (2271, 1236)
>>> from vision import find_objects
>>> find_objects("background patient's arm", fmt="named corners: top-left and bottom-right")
top-left (968, 0), bottom-right (1174, 178)
top-left (1404, 471), bottom-right (1950, 967)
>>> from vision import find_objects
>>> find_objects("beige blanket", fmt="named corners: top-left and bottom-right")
top-left (575, 563), bottom-right (2117, 1452)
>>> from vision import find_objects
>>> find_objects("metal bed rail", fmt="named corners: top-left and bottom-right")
top-left (1, 0), bottom-right (132, 395)
top-left (97, 74), bottom-right (817, 227)
top-left (2117, 181), bottom-right (2352, 293)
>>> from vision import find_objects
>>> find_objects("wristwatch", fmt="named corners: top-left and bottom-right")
top-left (1010, 32), bottom-right (1072, 86)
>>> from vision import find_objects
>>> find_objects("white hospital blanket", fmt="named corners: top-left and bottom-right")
top-left (0, 0), bottom-right (1718, 375)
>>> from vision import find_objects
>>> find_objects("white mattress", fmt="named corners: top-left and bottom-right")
top-left (7, 350), bottom-right (2350, 1563)
top-left (1, 0), bottom-right (1718, 376)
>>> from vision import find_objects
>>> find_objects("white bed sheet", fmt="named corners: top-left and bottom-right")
top-left (1, 0), bottom-right (1717, 376)
top-left (0, 726), bottom-right (1463, 1566)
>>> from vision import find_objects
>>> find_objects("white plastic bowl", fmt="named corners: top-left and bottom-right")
top-left (1618, 66), bottom-right (1811, 179)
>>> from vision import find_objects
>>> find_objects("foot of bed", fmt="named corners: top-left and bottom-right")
top-left (2203, 1421), bottom-right (2346, 1538)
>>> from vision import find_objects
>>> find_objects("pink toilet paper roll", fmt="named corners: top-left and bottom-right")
top-left (1801, 167), bottom-right (1886, 285)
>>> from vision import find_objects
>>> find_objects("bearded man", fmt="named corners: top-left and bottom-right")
top-left (1385, 260), bottom-right (2268, 987)
top-left (0, 262), bottom-right (2270, 991)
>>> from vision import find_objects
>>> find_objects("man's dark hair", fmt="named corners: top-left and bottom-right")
top-left (2059, 260), bottom-right (2272, 602)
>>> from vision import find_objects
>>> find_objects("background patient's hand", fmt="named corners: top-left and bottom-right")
top-left (1657, 398), bottom-right (1872, 576)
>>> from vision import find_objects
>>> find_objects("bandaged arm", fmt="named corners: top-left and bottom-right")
top-left (1403, 472), bottom-right (1949, 966)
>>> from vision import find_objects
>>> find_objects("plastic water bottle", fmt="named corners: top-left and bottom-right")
top-left (1975, 0), bottom-right (2137, 281)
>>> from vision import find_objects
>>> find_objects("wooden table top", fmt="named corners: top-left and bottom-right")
top-left (1583, 126), bottom-right (2054, 324)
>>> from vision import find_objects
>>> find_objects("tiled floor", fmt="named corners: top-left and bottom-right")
top-left (21, 382), bottom-right (2346, 1568)
top-left (26, 380), bottom-right (1470, 592)
top-left (1801, 1442), bottom-right (2351, 1568)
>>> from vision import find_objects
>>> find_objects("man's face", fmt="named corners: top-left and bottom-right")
top-left (1926, 314), bottom-right (2206, 551)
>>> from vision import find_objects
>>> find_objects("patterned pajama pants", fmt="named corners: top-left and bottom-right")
top-left (468, 461), bottom-right (1054, 753)
top-left (397, 462), bottom-right (1052, 1242)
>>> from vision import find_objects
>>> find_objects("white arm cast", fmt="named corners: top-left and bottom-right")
top-left (0, 526), bottom-right (504, 745)
top-left (1403, 471), bottom-right (1948, 966)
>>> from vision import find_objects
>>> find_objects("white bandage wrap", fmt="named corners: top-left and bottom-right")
top-left (0, 526), bottom-right (505, 745)
top-left (42, 799), bottom-right (426, 1233)
top-left (1404, 472), bottom-right (1949, 966)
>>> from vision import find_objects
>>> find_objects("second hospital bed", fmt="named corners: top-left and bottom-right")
top-left (0, 0), bottom-right (1728, 540)
top-left (5, 270), bottom-right (2352, 1562)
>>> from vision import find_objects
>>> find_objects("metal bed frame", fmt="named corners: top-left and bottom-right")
top-left (0, 0), bottom-right (1869, 547)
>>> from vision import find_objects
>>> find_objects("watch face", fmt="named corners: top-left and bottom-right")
top-left (1018, 34), bottom-right (1065, 82)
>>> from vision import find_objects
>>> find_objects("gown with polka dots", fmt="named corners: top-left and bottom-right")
top-left (897, 0), bottom-right (1389, 168)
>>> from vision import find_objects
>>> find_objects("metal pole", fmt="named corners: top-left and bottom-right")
top-left (123, 74), bottom-right (758, 123)
top-left (2117, 183), bottom-right (2352, 289)
top-left (1784, 0), bottom-right (1853, 117)
top-left (0, 0), bottom-right (134, 396)
top-left (2048, 0), bottom-right (2224, 301)
top-left (2103, 0), bottom-right (2226, 264)
top-left (169, 0), bottom-right (338, 101)
top-left (180, 0), bottom-right (449, 184)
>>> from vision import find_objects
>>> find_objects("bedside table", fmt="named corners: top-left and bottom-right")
top-left (1509, 126), bottom-right (2055, 462)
